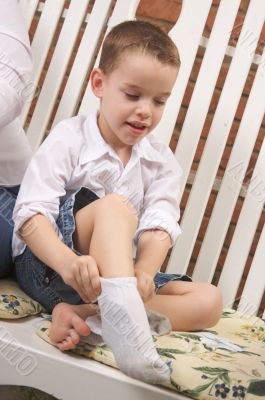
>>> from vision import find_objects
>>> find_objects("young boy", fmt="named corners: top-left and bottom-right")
top-left (13, 21), bottom-right (222, 384)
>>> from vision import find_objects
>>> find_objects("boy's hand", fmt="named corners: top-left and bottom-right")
top-left (134, 269), bottom-right (155, 303)
top-left (60, 255), bottom-right (101, 303)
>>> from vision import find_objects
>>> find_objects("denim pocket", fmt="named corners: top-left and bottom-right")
top-left (15, 249), bottom-right (63, 312)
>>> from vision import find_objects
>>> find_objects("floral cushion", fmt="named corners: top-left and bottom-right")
top-left (0, 278), bottom-right (43, 318)
top-left (37, 308), bottom-right (265, 399)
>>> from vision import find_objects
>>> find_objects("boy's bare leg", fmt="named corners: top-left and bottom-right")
top-left (74, 193), bottom-right (137, 277)
top-left (145, 281), bottom-right (223, 331)
top-left (50, 194), bottom-right (137, 349)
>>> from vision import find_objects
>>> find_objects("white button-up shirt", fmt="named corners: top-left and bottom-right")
top-left (0, 0), bottom-right (32, 186)
top-left (12, 113), bottom-right (182, 257)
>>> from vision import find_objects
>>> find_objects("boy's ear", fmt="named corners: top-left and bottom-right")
top-left (90, 68), bottom-right (105, 98)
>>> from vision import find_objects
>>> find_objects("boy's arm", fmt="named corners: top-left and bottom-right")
top-left (134, 229), bottom-right (171, 302)
top-left (19, 213), bottom-right (101, 302)
top-left (20, 213), bottom-right (76, 273)
top-left (133, 143), bottom-right (182, 301)
top-left (134, 229), bottom-right (171, 277)
top-left (13, 118), bottom-right (101, 302)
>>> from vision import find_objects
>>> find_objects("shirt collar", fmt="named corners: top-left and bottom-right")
top-left (80, 113), bottom-right (110, 164)
top-left (80, 112), bottom-right (165, 165)
top-left (136, 135), bottom-right (165, 163)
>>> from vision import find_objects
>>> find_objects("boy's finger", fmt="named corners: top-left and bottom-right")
top-left (91, 275), bottom-right (101, 296)
top-left (87, 261), bottom-right (101, 296)
top-left (84, 283), bottom-right (98, 302)
top-left (79, 264), bottom-right (90, 288)
top-left (76, 286), bottom-right (90, 303)
top-left (77, 260), bottom-right (98, 300)
top-left (75, 273), bottom-right (91, 303)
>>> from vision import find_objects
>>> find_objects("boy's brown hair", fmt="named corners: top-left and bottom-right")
top-left (99, 20), bottom-right (180, 74)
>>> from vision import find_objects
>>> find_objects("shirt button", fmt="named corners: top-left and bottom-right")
top-left (44, 277), bottom-right (50, 284)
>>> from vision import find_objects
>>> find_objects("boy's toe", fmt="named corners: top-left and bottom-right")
top-left (72, 314), bottom-right (90, 337)
top-left (69, 328), bottom-right (80, 345)
top-left (57, 337), bottom-right (76, 351)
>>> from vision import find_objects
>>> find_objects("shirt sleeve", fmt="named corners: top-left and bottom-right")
top-left (13, 121), bottom-right (79, 237)
top-left (0, 34), bottom-right (32, 129)
top-left (134, 144), bottom-right (182, 247)
top-left (0, 79), bottom-right (22, 129)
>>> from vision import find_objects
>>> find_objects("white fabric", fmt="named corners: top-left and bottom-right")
top-left (0, 0), bottom-right (31, 51)
top-left (12, 113), bottom-right (182, 257)
top-left (85, 308), bottom-right (172, 346)
top-left (88, 277), bottom-right (171, 384)
top-left (0, 0), bottom-right (32, 186)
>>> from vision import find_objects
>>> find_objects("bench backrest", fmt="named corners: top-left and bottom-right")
top-left (19, 0), bottom-right (265, 318)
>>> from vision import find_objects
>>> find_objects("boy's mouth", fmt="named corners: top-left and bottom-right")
top-left (126, 121), bottom-right (148, 135)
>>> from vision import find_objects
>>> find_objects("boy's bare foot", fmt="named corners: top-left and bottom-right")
top-left (50, 302), bottom-right (98, 351)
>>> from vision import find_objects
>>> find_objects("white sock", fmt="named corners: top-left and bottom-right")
top-left (97, 277), bottom-right (171, 384)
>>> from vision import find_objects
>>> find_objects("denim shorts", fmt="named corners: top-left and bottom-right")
top-left (15, 188), bottom-right (192, 313)
top-left (0, 185), bottom-right (20, 277)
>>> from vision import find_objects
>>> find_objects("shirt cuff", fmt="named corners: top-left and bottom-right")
top-left (13, 205), bottom-right (59, 237)
top-left (134, 209), bottom-right (181, 248)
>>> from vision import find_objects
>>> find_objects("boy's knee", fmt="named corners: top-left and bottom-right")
top-left (99, 193), bottom-right (138, 225)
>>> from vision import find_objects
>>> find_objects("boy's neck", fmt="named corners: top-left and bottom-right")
top-left (96, 113), bottom-right (133, 167)
top-left (113, 146), bottom-right (132, 167)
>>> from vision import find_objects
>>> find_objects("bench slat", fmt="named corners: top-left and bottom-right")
top-left (174, 0), bottom-right (240, 199)
top-left (151, 0), bottom-right (212, 146)
top-left (21, 0), bottom-right (65, 125)
top-left (219, 134), bottom-right (265, 310)
top-left (26, 0), bottom-right (90, 150)
top-left (193, 49), bottom-right (265, 283)
top-left (238, 223), bottom-right (265, 317)
top-left (167, 0), bottom-right (265, 279)
top-left (52, 0), bottom-right (113, 126)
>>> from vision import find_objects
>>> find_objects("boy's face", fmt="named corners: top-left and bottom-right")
top-left (91, 52), bottom-right (178, 151)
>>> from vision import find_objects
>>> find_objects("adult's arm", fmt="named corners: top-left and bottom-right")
top-left (0, 33), bottom-right (32, 129)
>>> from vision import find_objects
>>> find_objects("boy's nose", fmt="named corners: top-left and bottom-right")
top-left (136, 100), bottom-right (151, 118)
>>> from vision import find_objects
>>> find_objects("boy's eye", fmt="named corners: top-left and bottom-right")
top-left (154, 99), bottom-right (166, 105)
top-left (125, 92), bottom-right (139, 100)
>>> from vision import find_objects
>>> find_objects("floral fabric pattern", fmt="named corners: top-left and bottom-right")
top-left (0, 279), bottom-right (43, 318)
top-left (37, 308), bottom-right (265, 399)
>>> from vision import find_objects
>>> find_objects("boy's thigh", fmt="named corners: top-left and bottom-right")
top-left (71, 187), bottom-right (100, 254)
top-left (0, 186), bottom-right (19, 276)
top-left (156, 277), bottom-right (218, 298)
top-left (73, 199), bottom-right (100, 255)
top-left (56, 188), bottom-right (99, 255)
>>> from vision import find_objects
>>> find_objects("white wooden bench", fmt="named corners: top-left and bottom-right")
top-left (0, 1), bottom-right (264, 399)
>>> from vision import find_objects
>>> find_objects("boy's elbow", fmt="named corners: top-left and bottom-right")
top-left (141, 229), bottom-right (172, 249)
top-left (19, 214), bottom-right (40, 238)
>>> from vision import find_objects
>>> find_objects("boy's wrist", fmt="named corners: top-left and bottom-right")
top-left (52, 249), bottom-right (78, 275)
